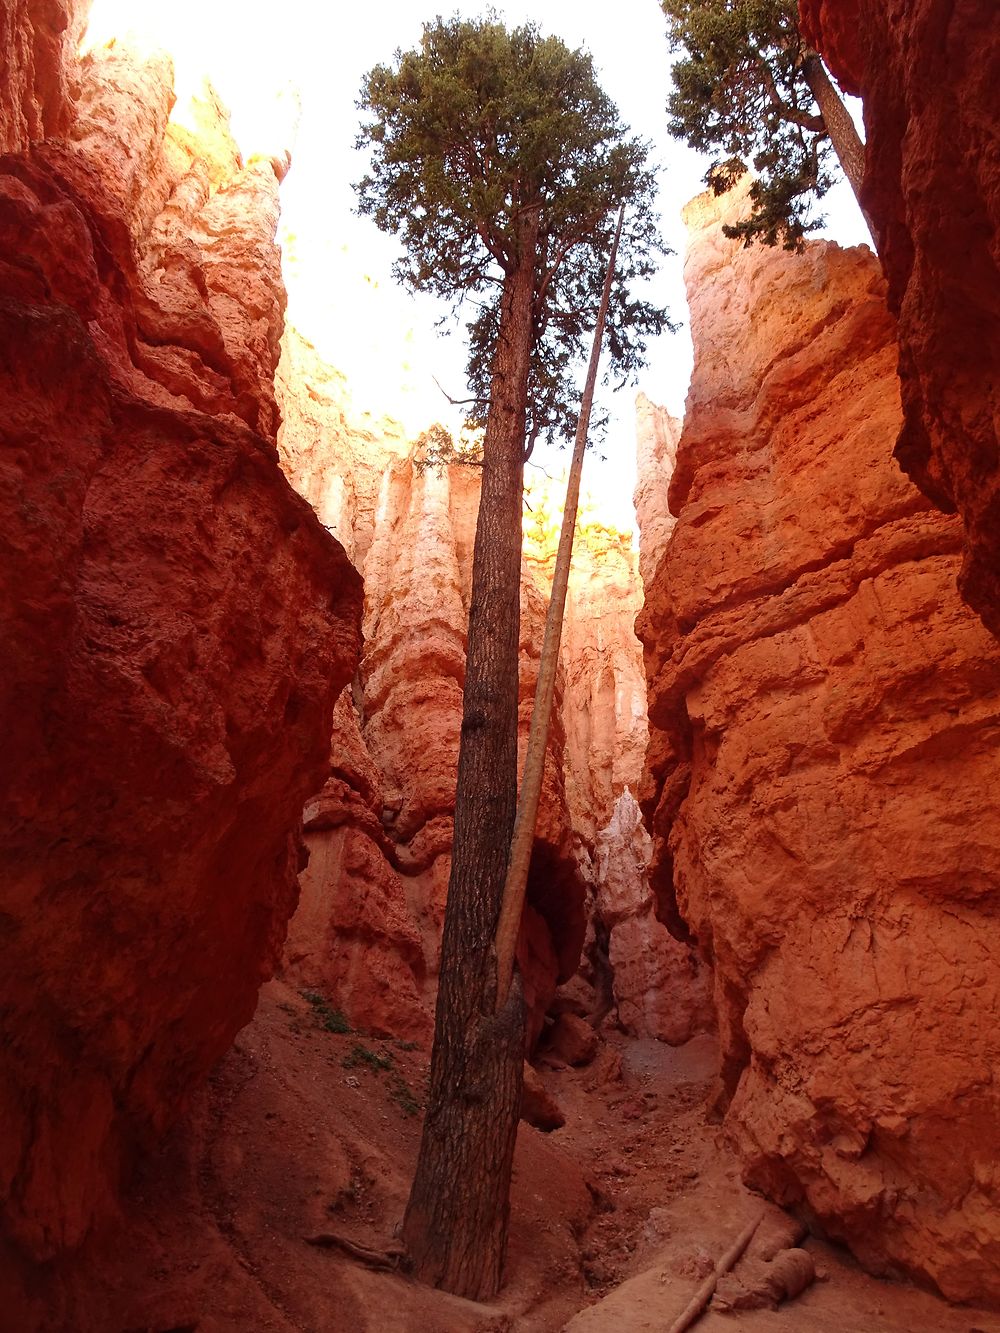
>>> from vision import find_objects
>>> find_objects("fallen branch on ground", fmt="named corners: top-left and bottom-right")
top-left (666, 1210), bottom-right (765, 1333)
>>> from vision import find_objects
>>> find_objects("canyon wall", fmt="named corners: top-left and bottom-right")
top-left (801, 0), bottom-right (1000, 637)
top-left (278, 333), bottom-right (592, 1047)
top-left (0, 0), bottom-right (362, 1266)
top-left (639, 185), bottom-right (1000, 1303)
top-left (277, 334), bottom-right (704, 1047)
top-left (633, 391), bottom-right (681, 591)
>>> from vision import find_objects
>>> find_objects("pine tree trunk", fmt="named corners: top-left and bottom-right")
top-left (400, 208), bottom-right (538, 1301)
top-left (802, 53), bottom-right (878, 245)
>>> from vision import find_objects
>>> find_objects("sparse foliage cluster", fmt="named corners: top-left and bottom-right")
top-left (302, 989), bottom-right (352, 1034)
top-left (412, 422), bottom-right (484, 471)
top-left (663, 0), bottom-right (860, 248)
top-left (299, 993), bottom-right (421, 1119)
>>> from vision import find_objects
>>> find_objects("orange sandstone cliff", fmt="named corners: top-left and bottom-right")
top-left (801, 0), bottom-right (1000, 636)
top-left (639, 186), bottom-right (1000, 1303)
top-left (0, 0), bottom-right (362, 1270)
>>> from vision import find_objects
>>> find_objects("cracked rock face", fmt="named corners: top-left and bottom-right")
top-left (639, 183), bottom-right (1000, 1304)
top-left (801, 0), bottom-right (1000, 638)
top-left (0, 1), bottom-right (362, 1264)
top-left (593, 790), bottom-right (712, 1046)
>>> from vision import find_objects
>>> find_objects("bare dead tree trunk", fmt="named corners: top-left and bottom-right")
top-left (400, 207), bottom-right (539, 1301)
top-left (802, 52), bottom-right (878, 245)
top-left (494, 205), bottom-right (625, 1010)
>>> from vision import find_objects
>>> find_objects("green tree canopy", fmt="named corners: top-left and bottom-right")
top-left (663, 0), bottom-right (867, 248)
top-left (356, 14), bottom-right (670, 450)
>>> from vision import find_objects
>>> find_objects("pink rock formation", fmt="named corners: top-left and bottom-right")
top-left (633, 392), bottom-right (681, 592)
top-left (594, 791), bottom-right (711, 1045)
top-left (639, 184), bottom-right (1000, 1303)
top-left (552, 512), bottom-right (650, 851)
top-left (289, 693), bottom-right (430, 1041)
top-left (0, 1), bottom-right (362, 1266)
top-left (801, 0), bottom-right (1000, 637)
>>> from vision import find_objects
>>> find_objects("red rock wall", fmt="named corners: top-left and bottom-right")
top-left (555, 513), bottom-right (648, 851)
top-left (639, 184), bottom-right (1000, 1303)
top-left (0, 2), bottom-right (362, 1264)
top-left (801, 0), bottom-right (1000, 637)
top-left (0, 0), bottom-right (80, 151)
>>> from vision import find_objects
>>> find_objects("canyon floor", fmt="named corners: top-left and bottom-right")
top-left (35, 982), bottom-right (999, 1333)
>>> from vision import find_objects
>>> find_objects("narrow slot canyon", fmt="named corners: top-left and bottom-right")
top-left (2, 2), bottom-right (999, 1330)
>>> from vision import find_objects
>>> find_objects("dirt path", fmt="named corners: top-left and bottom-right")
top-left (38, 981), bottom-right (1000, 1332)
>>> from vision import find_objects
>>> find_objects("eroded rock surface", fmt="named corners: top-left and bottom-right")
top-left (633, 392), bottom-right (681, 592)
top-left (278, 340), bottom-right (604, 1045)
top-left (594, 791), bottom-right (711, 1046)
top-left (801, 0), bottom-right (1000, 636)
top-left (0, 2), bottom-right (362, 1265)
top-left (554, 508), bottom-right (650, 852)
top-left (639, 185), bottom-right (1000, 1303)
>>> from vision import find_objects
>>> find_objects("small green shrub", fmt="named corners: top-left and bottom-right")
top-left (389, 1075), bottom-right (421, 1118)
top-left (342, 1042), bottom-right (394, 1073)
top-left (301, 990), bottom-right (352, 1034)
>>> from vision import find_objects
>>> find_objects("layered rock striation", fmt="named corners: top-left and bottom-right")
top-left (639, 185), bottom-right (1000, 1303)
top-left (1, 1), bottom-right (362, 1265)
top-left (633, 392), bottom-right (681, 592)
top-left (801, 0), bottom-right (1000, 636)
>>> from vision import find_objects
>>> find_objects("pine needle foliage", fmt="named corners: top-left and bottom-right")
top-left (355, 14), bottom-right (670, 447)
top-left (663, 0), bottom-right (837, 248)
top-left (412, 422), bottom-right (484, 472)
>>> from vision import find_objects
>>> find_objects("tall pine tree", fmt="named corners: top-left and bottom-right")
top-left (355, 15), bottom-right (667, 1298)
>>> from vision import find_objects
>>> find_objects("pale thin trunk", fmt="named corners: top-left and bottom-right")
top-left (802, 52), bottom-right (878, 246)
top-left (494, 205), bottom-right (625, 1010)
top-left (666, 1211), bottom-right (765, 1333)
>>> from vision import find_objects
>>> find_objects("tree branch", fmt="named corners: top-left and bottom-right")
top-left (523, 421), bottom-right (540, 462)
top-left (534, 211), bottom-right (604, 313)
top-left (433, 375), bottom-right (490, 408)
top-left (755, 57), bottom-right (825, 132)
top-left (475, 218), bottom-right (509, 268)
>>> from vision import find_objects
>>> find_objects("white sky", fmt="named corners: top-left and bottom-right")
top-left (84, 1), bottom-right (872, 530)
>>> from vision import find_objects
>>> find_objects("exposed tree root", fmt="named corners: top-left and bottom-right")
top-left (304, 1231), bottom-right (409, 1273)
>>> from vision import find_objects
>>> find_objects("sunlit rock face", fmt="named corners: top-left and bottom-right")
top-left (633, 392), bottom-right (681, 592)
top-left (801, 0), bottom-right (1000, 637)
top-left (638, 183), bottom-right (1000, 1304)
top-left (555, 505), bottom-right (649, 853)
top-left (278, 331), bottom-right (590, 1046)
top-left (0, 0), bottom-right (362, 1265)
